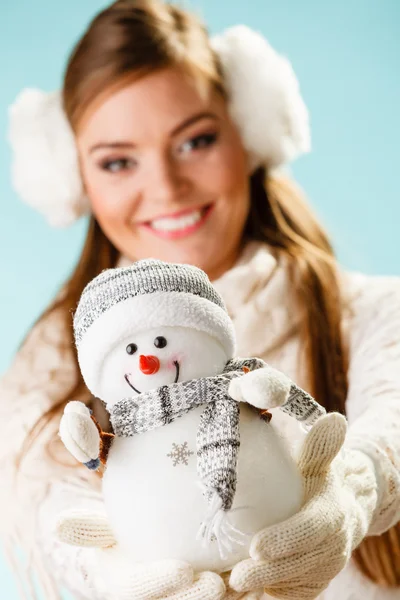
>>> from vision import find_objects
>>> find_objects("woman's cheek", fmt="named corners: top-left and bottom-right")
top-left (90, 194), bottom-right (116, 223)
top-left (89, 184), bottom-right (130, 224)
top-left (210, 154), bottom-right (247, 198)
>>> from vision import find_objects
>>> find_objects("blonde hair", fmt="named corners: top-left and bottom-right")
top-left (18, 0), bottom-right (400, 586)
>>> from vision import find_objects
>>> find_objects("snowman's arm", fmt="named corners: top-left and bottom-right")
top-left (88, 411), bottom-right (115, 465)
top-left (59, 401), bottom-right (115, 470)
top-left (279, 381), bottom-right (326, 429)
top-left (228, 366), bottom-right (326, 429)
top-left (98, 430), bottom-right (115, 465)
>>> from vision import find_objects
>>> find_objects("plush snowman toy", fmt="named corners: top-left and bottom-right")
top-left (59, 259), bottom-right (325, 573)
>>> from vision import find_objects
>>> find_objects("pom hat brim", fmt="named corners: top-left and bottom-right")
top-left (77, 290), bottom-right (236, 396)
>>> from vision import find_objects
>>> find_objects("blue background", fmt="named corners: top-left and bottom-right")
top-left (1, 0), bottom-right (399, 597)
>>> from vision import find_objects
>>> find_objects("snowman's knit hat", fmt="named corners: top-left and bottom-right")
top-left (74, 259), bottom-right (236, 396)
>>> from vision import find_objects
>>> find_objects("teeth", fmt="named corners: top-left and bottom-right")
top-left (150, 210), bottom-right (202, 232)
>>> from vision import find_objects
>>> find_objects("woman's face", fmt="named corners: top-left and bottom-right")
top-left (76, 67), bottom-right (251, 280)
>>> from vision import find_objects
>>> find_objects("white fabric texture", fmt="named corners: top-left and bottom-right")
top-left (0, 240), bottom-right (399, 599)
top-left (228, 413), bottom-right (378, 599)
top-left (57, 400), bottom-right (304, 574)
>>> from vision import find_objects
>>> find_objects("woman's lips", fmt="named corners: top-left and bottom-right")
top-left (139, 204), bottom-right (214, 240)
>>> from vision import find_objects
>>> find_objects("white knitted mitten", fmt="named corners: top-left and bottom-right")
top-left (59, 401), bottom-right (100, 466)
top-left (97, 547), bottom-right (226, 600)
top-left (56, 511), bottom-right (226, 600)
top-left (228, 413), bottom-right (378, 600)
top-left (220, 572), bottom-right (263, 600)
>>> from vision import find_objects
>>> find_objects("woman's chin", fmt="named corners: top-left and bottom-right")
top-left (129, 238), bottom-right (217, 269)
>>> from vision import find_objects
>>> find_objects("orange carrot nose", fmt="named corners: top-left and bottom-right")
top-left (139, 355), bottom-right (160, 375)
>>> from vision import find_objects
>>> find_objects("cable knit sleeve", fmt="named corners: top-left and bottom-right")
top-left (0, 308), bottom-right (110, 599)
top-left (344, 273), bottom-right (400, 535)
top-left (35, 476), bottom-right (110, 600)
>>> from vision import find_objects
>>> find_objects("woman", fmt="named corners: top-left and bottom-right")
top-left (3, 0), bottom-right (400, 599)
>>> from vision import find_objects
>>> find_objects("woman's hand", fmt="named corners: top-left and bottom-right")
top-left (56, 511), bottom-right (226, 600)
top-left (96, 547), bottom-right (226, 600)
top-left (228, 412), bottom-right (378, 600)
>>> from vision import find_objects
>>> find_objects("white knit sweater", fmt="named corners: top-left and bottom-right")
top-left (0, 241), bottom-right (399, 600)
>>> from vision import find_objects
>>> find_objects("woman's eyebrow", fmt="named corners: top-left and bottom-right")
top-left (171, 111), bottom-right (218, 136)
top-left (89, 141), bottom-right (135, 154)
top-left (89, 111), bottom-right (218, 154)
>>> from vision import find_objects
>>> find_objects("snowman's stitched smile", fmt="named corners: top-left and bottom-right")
top-left (124, 360), bottom-right (180, 394)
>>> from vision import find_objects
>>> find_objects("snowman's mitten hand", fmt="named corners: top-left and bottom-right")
top-left (229, 414), bottom-right (378, 600)
top-left (228, 366), bottom-right (292, 409)
top-left (96, 546), bottom-right (226, 600)
top-left (56, 509), bottom-right (117, 548)
top-left (59, 401), bottom-right (101, 468)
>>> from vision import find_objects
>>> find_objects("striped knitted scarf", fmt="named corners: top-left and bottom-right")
top-left (111, 358), bottom-right (265, 510)
top-left (110, 357), bottom-right (325, 554)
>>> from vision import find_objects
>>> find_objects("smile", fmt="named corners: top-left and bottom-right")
top-left (141, 204), bottom-right (214, 240)
top-left (124, 360), bottom-right (180, 394)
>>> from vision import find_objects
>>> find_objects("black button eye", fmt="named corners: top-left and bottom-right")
top-left (126, 343), bottom-right (138, 355)
top-left (154, 336), bottom-right (167, 349)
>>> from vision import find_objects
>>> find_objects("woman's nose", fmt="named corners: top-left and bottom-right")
top-left (139, 355), bottom-right (160, 375)
top-left (147, 156), bottom-right (189, 205)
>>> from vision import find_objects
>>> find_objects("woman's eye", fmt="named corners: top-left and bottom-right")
top-left (126, 343), bottom-right (138, 355)
top-left (99, 158), bottom-right (136, 173)
top-left (179, 132), bottom-right (218, 155)
top-left (154, 336), bottom-right (167, 349)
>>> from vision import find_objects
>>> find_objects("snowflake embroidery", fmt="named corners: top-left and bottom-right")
top-left (167, 442), bottom-right (194, 466)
